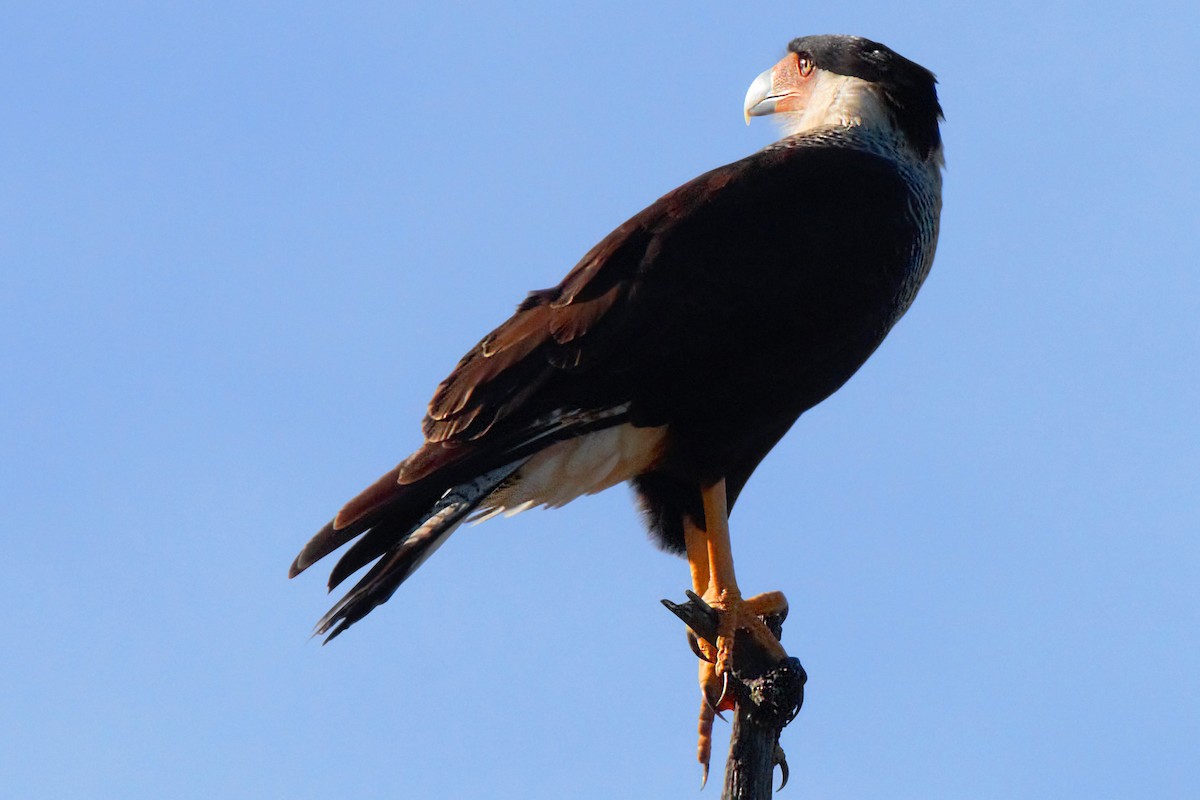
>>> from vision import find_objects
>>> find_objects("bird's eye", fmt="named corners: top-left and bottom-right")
top-left (797, 55), bottom-right (815, 77)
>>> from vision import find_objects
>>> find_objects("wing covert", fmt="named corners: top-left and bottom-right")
top-left (420, 159), bottom-right (755, 446)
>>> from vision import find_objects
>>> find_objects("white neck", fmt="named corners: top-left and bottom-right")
top-left (777, 72), bottom-right (896, 141)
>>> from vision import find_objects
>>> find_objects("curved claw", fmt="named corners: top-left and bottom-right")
top-left (687, 629), bottom-right (714, 662)
top-left (774, 743), bottom-right (789, 791)
top-left (702, 685), bottom-right (728, 722)
top-left (714, 670), bottom-right (733, 712)
top-left (700, 762), bottom-right (709, 790)
top-left (700, 671), bottom-right (729, 724)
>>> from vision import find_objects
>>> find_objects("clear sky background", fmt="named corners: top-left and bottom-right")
top-left (3, 3), bottom-right (1197, 798)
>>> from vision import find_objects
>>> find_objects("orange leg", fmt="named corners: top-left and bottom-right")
top-left (683, 513), bottom-right (718, 783)
top-left (683, 478), bottom-right (789, 783)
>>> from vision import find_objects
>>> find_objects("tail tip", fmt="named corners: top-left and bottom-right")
top-left (288, 556), bottom-right (307, 579)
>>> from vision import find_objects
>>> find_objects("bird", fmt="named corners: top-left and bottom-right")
top-left (291, 33), bottom-right (943, 777)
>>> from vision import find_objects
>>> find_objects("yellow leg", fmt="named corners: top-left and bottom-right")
top-left (683, 514), bottom-right (717, 782)
top-left (699, 479), bottom-right (788, 664)
top-left (684, 479), bottom-right (789, 782)
top-left (701, 478), bottom-right (739, 598)
top-left (683, 515), bottom-right (711, 600)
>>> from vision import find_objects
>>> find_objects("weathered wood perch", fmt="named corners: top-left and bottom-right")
top-left (662, 591), bottom-right (806, 799)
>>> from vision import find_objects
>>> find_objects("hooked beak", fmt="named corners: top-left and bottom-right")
top-left (743, 52), bottom-right (812, 124)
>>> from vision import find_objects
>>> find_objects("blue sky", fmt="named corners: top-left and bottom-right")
top-left (2, 2), bottom-right (1197, 798)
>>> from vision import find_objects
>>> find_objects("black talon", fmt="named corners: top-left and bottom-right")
top-left (772, 743), bottom-right (792, 796)
top-left (702, 683), bottom-right (728, 721)
top-left (714, 669), bottom-right (733, 711)
top-left (687, 629), bottom-right (714, 662)
top-left (698, 675), bottom-right (729, 722)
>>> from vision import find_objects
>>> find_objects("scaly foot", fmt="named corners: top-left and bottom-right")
top-left (693, 589), bottom-right (789, 783)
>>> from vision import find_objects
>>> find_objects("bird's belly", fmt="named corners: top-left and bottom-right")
top-left (476, 422), bottom-right (669, 518)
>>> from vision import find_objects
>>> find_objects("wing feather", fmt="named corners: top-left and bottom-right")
top-left (419, 160), bottom-right (755, 446)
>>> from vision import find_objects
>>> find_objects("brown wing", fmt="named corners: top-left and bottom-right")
top-left (292, 147), bottom-right (792, 592)
top-left (396, 158), bottom-right (754, 484)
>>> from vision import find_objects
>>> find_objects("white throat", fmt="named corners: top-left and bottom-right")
top-left (777, 72), bottom-right (896, 141)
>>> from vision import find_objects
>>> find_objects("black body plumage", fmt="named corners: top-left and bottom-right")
top-left (292, 35), bottom-right (944, 641)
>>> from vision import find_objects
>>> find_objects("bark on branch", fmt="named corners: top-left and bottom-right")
top-left (662, 591), bottom-right (806, 799)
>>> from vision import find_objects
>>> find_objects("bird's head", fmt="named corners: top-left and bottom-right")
top-left (744, 35), bottom-right (943, 162)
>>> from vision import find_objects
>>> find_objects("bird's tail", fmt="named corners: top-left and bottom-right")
top-left (290, 458), bottom-right (525, 643)
top-left (291, 405), bottom-right (638, 641)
